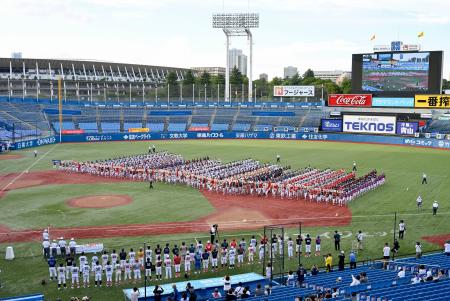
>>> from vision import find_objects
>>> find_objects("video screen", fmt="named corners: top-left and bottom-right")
top-left (361, 52), bottom-right (430, 92)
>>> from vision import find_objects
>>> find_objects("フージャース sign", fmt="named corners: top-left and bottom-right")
top-left (273, 86), bottom-right (314, 97)
top-left (415, 95), bottom-right (450, 108)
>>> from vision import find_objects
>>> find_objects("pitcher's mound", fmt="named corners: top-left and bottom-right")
top-left (67, 194), bottom-right (132, 208)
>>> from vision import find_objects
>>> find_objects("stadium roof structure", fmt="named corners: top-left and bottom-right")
top-left (0, 57), bottom-right (193, 84)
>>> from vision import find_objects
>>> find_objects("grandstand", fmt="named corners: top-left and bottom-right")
top-left (117, 252), bottom-right (449, 301)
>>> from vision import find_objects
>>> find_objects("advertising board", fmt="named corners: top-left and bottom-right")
top-left (396, 122), bottom-right (418, 135)
top-left (321, 119), bottom-right (343, 132)
top-left (273, 86), bottom-right (314, 97)
top-left (414, 95), bottom-right (450, 108)
top-left (343, 115), bottom-right (396, 134)
top-left (328, 94), bottom-right (372, 107)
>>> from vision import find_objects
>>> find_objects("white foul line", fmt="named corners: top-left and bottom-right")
top-left (0, 144), bottom-right (58, 193)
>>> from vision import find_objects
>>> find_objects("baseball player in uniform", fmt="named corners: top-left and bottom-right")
top-left (164, 254), bottom-right (172, 279)
top-left (57, 263), bottom-right (66, 290)
top-left (94, 261), bottom-right (103, 287)
top-left (115, 260), bottom-right (122, 285)
top-left (315, 236), bottom-right (321, 256)
top-left (71, 263), bottom-right (80, 289)
top-left (48, 256), bottom-right (57, 280)
top-left (211, 248), bottom-right (219, 270)
top-left (247, 244), bottom-right (255, 264)
top-left (124, 260), bottom-right (132, 281)
top-left (155, 256), bottom-right (163, 280)
top-left (184, 253), bottom-right (191, 274)
top-left (228, 247), bottom-right (236, 269)
top-left (133, 260), bottom-right (142, 282)
top-left (105, 261), bottom-right (114, 287)
top-left (305, 234), bottom-right (312, 257)
top-left (82, 263), bottom-right (90, 288)
top-left (110, 250), bottom-right (118, 268)
top-left (101, 251), bottom-right (109, 267)
top-left (173, 254), bottom-right (181, 277)
top-left (287, 238), bottom-right (294, 259)
top-left (129, 248), bottom-right (136, 265)
top-left (258, 243), bottom-right (265, 263)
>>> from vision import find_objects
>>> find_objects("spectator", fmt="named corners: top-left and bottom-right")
top-left (434, 269), bottom-right (447, 281)
top-left (350, 274), bottom-right (360, 286)
top-left (188, 287), bottom-right (197, 301)
top-left (418, 265), bottom-right (427, 276)
top-left (425, 271), bottom-right (434, 281)
top-left (287, 270), bottom-right (295, 287)
top-left (360, 272), bottom-right (368, 283)
top-left (223, 275), bottom-right (231, 293)
top-left (171, 284), bottom-right (179, 301)
top-left (254, 284), bottom-right (264, 296)
top-left (411, 274), bottom-right (421, 284)
top-left (324, 290), bottom-right (332, 299)
top-left (310, 264), bottom-right (319, 276)
top-left (338, 251), bottom-right (345, 271)
top-left (211, 288), bottom-right (222, 299)
top-left (225, 288), bottom-right (237, 301)
top-left (349, 251), bottom-right (357, 269)
top-left (264, 285), bottom-right (272, 295)
top-left (331, 288), bottom-right (339, 298)
top-left (445, 241), bottom-right (450, 256)
top-left (325, 254), bottom-right (333, 272)
top-left (397, 267), bottom-right (405, 278)
top-left (415, 242), bottom-right (422, 259)
top-left (180, 292), bottom-right (188, 301)
top-left (241, 286), bottom-right (251, 299)
top-left (153, 285), bottom-right (164, 301)
top-left (131, 287), bottom-right (140, 301)
top-left (393, 239), bottom-right (400, 254)
top-left (234, 282), bottom-right (244, 297)
top-left (297, 264), bottom-right (306, 287)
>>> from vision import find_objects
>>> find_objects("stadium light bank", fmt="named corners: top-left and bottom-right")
top-left (212, 13), bottom-right (259, 102)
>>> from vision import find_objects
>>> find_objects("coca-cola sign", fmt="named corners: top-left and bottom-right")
top-left (328, 94), bottom-right (373, 107)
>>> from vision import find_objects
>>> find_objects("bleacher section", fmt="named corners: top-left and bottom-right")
top-left (0, 98), bottom-right (360, 141)
top-left (125, 253), bottom-right (450, 301)
top-left (426, 119), bottom-right (450, 134)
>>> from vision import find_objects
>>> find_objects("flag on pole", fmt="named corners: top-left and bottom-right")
top-left (418, 31), bottom-right (424, 38)
top-left (370, 34), bottom-right (376, 41)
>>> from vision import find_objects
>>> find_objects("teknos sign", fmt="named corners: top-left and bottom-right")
top-left (343, 115), bottom-right (396, 134)
top-left (328, 94), bottom-right (372, 107)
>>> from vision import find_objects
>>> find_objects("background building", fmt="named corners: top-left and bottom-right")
top-left (11, 52), bottom-right (22, 59)
top-left (283, 66), bottom-right (298, 78)
top-left (191, 67), bottom-right (225, 76)
top-left (314, 70), bottom-right (351, 83)
top-left (259, 73), bottom-right (268, 81)
top-left (228, 48), bottom-right (247, 75)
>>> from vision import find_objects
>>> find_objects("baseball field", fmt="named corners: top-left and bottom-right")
top-left (0, 139), bottom-right (449, 300)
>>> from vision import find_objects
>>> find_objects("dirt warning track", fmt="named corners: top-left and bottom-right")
top-left (0, 170), bottom-right (352, 242)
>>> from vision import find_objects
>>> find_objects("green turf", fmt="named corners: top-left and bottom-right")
top-left (0, 182), bottom-right (213, 229)
top-left (0, 140), bottom-right (449, 300)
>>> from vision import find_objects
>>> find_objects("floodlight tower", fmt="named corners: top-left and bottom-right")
top-left (212, 13), bottom-right (259, 102)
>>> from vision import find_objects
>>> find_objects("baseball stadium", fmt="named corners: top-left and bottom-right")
top-left (1, 3), bottom-right (450, 301)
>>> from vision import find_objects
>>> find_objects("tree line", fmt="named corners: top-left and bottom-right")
top-left (164, 67), bottom-right (352, 98)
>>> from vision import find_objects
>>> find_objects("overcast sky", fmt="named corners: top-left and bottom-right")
top-left (2, 0), bottom-right (449, 79)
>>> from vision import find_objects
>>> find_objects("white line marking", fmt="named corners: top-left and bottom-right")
top-left (0, 144), bottom-right (58, 193)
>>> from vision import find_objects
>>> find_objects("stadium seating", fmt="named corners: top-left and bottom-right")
top-left (426, 119), bottom-right (450, 134)
top-left (101, 122), bottom-right (121, 133)
top-left (78, 122), bottom-right (99, 133)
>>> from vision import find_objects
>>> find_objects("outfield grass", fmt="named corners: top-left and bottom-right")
top-left (0, 182), bottom-right (213, 229)
top-left (0, 140), bottom-right (449, 300)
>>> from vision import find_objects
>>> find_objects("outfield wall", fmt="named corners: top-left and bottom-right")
top-left (10, 131), bottom-right (450, 150)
